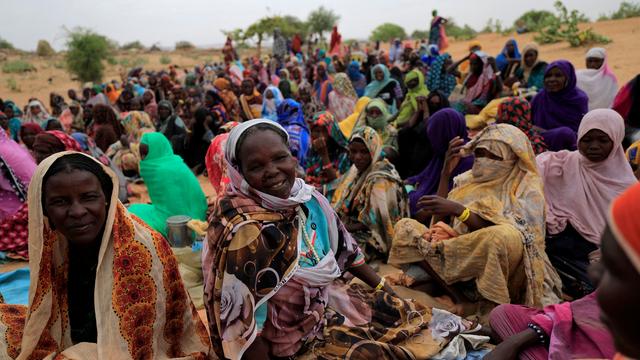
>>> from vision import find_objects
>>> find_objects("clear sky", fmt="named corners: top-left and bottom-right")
top-left (1, 0), bottom-right (627, 50)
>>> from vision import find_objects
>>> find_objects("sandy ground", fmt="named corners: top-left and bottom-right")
top-left (2, 17), bottom-right (639, 107)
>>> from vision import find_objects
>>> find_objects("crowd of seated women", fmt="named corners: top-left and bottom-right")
top-left (0, 31), bottom-right (639, 359)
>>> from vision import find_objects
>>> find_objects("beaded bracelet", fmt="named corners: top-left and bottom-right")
top-left (375, 277), bottom-right (386, 291)
top-left (527, 323), bottom-right (548, 345)
top-left (457, 207), bottom-right (471, 222)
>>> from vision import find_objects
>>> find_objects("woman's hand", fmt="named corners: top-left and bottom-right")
top-left (442, 136), bottom-right (465, 178)
top-left (417, 195), bottom-right (465, 218)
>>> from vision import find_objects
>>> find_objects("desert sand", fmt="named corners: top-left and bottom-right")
top-left (1, 17), bottom-right (639, 108)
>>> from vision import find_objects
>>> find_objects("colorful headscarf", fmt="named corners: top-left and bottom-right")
top-left (577, 47), bottom-right (619, 111)
top-left (0, 151), bottom-right (210, 359)
top-left (261, 85), bottom-right (284, 121)
top-left (495, 39), bottom-right (522, 73)
top-left (426, 53), bottom-right (457, 97)
top-left (364, 64), bottom-right (398, 99)
top-left (205, 133), bottom-right (231, 198)
top-left (496, 97), bottom-right (547, 154)
top-left (328, 73), bottom-right (357, 121)
top-left (276, 99), bottom-right (310, 166)
top-left (128, 133), bottom-right (207, 236)
top-left (305, 112), bottom-right (350, 185)
top-left (406, 109), bottom-right (473, 215)
top-left (531, 60), bottom-right (589, 132)
top-left (396, 69), bottom-right (430, 126)
top-left (2, 101), bottom-right (22, 141)
top-left (610, 181), bottom-right (640, 274)
top-left (537, 109), bottom-right (637, 244)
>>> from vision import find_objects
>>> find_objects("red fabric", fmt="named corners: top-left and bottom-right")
top-left (0, 203), bottom-right (29, 259)
top-left (47, 130), bottom-right (82, 152)
top-left (611, 181), bottom-right (640, 274)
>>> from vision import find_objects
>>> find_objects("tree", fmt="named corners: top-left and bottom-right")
top-left (515, 10), bottom-right (558, 32)
top-left (411, 29), bottom-right (430, 40)
top-left (65, 28), bottom-right (113, 83)
top-left (307, 6), bottom-right (340, 43)
top-left (0, 37), bottom-right (14, 50)
top-left (369, 23), bottom-right (407, 42)
top-left (121, 40), bottom-right (145, 51)
top-left (36, 40), bottom-right (55, 56)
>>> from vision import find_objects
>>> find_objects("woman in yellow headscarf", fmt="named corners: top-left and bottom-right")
top-left (338, 96), bottom-right (370, 138)
top-left (395, 69), bottom-right (429, 128)
top-left (389, 124), bottom-right (561, 313)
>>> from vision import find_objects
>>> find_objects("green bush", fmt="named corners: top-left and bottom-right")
top-left (160, 55), bottom-right (171, 65)
top-left (0, 37), bottom-right (14, 50)
top-left (6, 78), bottom-right (20, 92)
top-left (515, 10), bottom-right (558, 32)
top-left (599, 2), bottom-right (640, 20)
top-left (121, 40), bottom-right (145, 51)
top-left (446, 20), bottom-right (477, 40)
top-left (36, 40), bottom-right (55, 56)
top-left (175, 41), bottom-right (195, 51)
top-left (2, 60), bottom-right (36, 74)
top-left (65, 28), bottom-right (112, 83)
top-left (535, 1), bottom-right (610, 47)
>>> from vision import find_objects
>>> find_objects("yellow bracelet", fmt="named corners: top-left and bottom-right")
top-left (457, 207), bottom-right (471, 222)
top-left (375, 277), bottom-right (386, 291)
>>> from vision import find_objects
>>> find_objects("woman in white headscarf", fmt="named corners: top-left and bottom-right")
top-left (576, 47), bottom-right (618, 110)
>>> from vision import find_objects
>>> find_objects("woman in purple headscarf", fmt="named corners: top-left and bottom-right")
top-left (531, 60), bottom-right (589, 151)
top-left (406, 109), bottom-right (474, 217)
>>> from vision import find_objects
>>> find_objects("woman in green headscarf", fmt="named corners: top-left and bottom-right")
top-left (395, 69), bottom-right (430, 127)
top-left (128, 132), bottom-right (207, 236)
top-left (354, 98), bottom-right (398, 150)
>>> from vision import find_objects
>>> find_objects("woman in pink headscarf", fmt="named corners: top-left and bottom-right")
top-left (576, 47), bottom-right (619, 110)
top-left (0, 129), bottom-right (37, 259)
top-left (537, 108), bottom-right (636, 298)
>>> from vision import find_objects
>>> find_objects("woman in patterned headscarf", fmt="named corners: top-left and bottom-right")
top-left (330, 127), bottom-right (407, 260)
top-left (0, 152), bottom-right (211, 359)
top-left (390, 124), bottom-right (561, 312)
top-left (496, 97), bottom-right (547, 155)
top-left (327, 73), bottom-right (357, 122)
top-left (426, 53), bottom-right (457, 98)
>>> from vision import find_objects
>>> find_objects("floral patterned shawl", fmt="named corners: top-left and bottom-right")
top-left (0, 151), bottom-right (210, 359)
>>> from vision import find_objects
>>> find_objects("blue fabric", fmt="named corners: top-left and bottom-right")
top-left (0, 268), bottom-right (30, 305)
top-left (255, 197), bottom-right (330, 331)
top-left (495, 39), bottom-right (522, 73)
top-left (276, 99), bottom-right (310, 167)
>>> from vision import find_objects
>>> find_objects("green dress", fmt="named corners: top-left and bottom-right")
top-left (128, 132), bottom-right (207, 236)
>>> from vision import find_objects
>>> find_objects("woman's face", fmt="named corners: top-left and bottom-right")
top-left (241, 81), bottom-right (254, 96)
top-left (68, 89), bottom-right (77, 100)
top-left (70, 105), bottom-right (80, 116)
top-left (317, 65), bottom-right (326, 78)
top-left (30, 105), bottom-right (41, 116)
top-left (470, 57), bottom-right (483, 75)
top-left (0, 115), bottom-right (8, 130)
top-left (374, 68), bottom-right (384, 81)
top-left (204, 94), bottom-right (214, 108)
top-left (4, 107), bottom-right (14, 119)
top-left (524, 50), bottom-right (538, 67)
top-left (21, 128), bottom-right (38, 149)
top-left (578, 129), bottom-right (614, 162)
top-left (238, 130), bottom-right (297, 199)
top-left (158, 106), bottom-right (171, 120)
top-left (506, 42), bottom-right (515, 56)
top-left (43, 169), bottom-right (107, 248)
top-left (266, 90), bottom-right (274, 100)
top-left (348, 140), bottom-right (372, 173)
top-left (597, 225), bottom-right (640, 359)
top-left (544, 67), bottom-right (567, 93)
top-left (311, 125), bottom-right (327, 144)
top-left (586, 57), bottom-right (604, 70)
top-left (143, 91), bottom-right (153, 104)
top-left (366, 106), bottom-right (383, 119)
top-left (406, 77), bottom-right (419, 89)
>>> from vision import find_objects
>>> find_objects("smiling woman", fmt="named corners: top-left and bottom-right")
top-left (0, 152), bottom-right (211, 359)
top-left (203, 120), bottom-right (459, 360)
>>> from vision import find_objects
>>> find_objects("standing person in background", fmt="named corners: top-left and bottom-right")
top-left (429, 10), bottom-right (449, 51)
top-left (272, 28), bottom-right (288, 64)
top-left (329, 25), bottom-right (342, 56)
top-left (577, 47), bottom-right (619, 111)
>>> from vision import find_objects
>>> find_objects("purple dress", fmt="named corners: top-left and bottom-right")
top-left (407, 109), bottom-right (474, 215)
